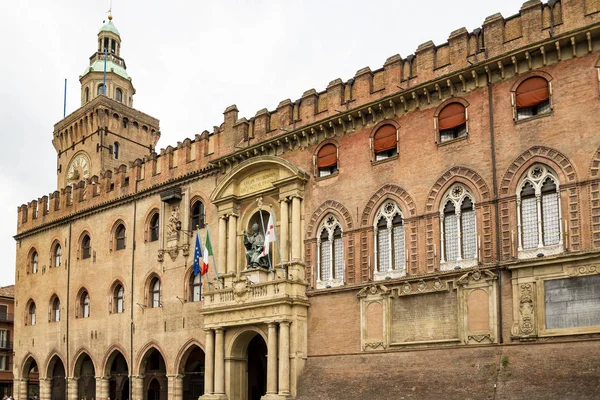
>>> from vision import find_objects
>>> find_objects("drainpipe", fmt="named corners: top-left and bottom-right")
top-left (487, 73), bottom-right (503, 344)
top-left (66, 222), bottom-right (72, 391)
top-left (130, 178), bottom-right (138, 400)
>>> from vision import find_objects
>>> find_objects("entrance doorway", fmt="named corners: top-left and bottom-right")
top-left (22, 357), bottom-right (39, 398)
top-left (141, 348), bottom-right (167, 400)
top-left (247, 335), bottom-right (267, 400)
top-left (49, 356), bottom-right (66, 400)
top-left (181, 345), bottom-right (205, 400)
top-left (107, 350), bottom-right (129, 400)
top-left (75, 353), bottom-right (96, 399)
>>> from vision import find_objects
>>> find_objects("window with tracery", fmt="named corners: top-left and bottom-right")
top-left (439, 184), bottom-right (478, 270)
top-left (317, 215), bottom-right (344, 288)
top-left (517, 164), bottom-right (562, 258)
top-left (373, 201), bottom-right (406, 279)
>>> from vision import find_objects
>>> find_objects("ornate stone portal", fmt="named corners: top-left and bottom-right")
top-left (200, 156), bottom-right (309, 400)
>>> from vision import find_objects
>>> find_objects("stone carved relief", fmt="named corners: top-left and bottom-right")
top-left (517, 283), bottom-right (535, 336)
top-left (357, 284), bottom-right (390, 298)
top-left (456, 267), bottom-right (497, 286)
top-left (467, 334), bottom-right (494, 343)
top-left (363, 341), bottom-right (385, 350)
top-left (232, 273), bottom-right (251, 303)
top-left (389, 277), bottom-right (449, 297)
top-left (166, 205), bottom-right (181, 240)
top-left (567, 265), bottom-right (598, 276)
top-left (157, 244), bottom-right (190, 262)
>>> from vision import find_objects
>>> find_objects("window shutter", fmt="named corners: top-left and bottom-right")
top-left (373, 125), bottom-right (397, 152)
top-left (317, 144), bottom-right (337, 168)
top-left (516, 77), bottom-right (549, 108)
top-left (438, 103), bottom-right (466, 130)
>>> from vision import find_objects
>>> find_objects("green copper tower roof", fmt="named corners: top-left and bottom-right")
top-left (99, 19), bottom-right (120, 36)
top-left (83, 59), bottom-right (129, 80)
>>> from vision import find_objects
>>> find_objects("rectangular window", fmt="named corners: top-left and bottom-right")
top-left (320, 241), bottom-right (331, 281)
top-left (521, 197), bottom-right (538, 249)
top-left (0, 305), bottom-right (6, 320)
top-left (0, 330), bottom-right (7, 348)
top-left (393, 225), bottom-right (405, 271)
top-left (377, 229), bottom-right (390, 272)
top-left (444, 214), bottom-right (459, 261)
top-left (542, 192), bottom-right (560, 246)
top-left (193, 284), bottom-right (201, 302)
top-left (461, 210), bottom-right (477, 259)
top-left (333, 236), bottom-right (344, 279)
top-left (545, 275), bottom-right (600, 329)
top-left (117, 297), bottom-right (124, 313)
top-left (0, 355), bottom-right (6, 370)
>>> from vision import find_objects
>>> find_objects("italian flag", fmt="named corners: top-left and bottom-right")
top-left (202, 231), bottom-right (213, 276)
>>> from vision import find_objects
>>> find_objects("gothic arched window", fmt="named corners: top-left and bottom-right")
top-left (190, 200), bottom-right (205, 230)
top-left (81, 234), bottom-right (91, 259)
top-left (51, 296), bottom-right (61, 322)
top-left (439, 184), bottom-right (478, 270)
top-left (53, 243), bottom-right (62, 268)
top-left (28, 301), bottom-right (36, 326)
top-left (517, 165), bottom-right (562, 258)
top-left (80, 291), bottom-right (90, 318)
top-left (150, 277), bottom-right (162, 308)
top-left (316, 215), bottom-right (344, 288)
top-left (373, 201), bottom-right (406, 280)
top-left (113, 284), bottom-right (125, 314)
top-left (190, 273), bottom-right (201, 302)
top-left (31, 251), bottom-right (38, 274)
top-left (115, 88), bottom-right (123, 103)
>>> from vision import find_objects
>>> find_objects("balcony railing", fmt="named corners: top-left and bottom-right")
top-left (0, 340), bottom-right (13, 350)
top-left (0, 313), bottom-right (13, 323)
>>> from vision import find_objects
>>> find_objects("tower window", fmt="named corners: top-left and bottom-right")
top-left (98, 84), bottom-right (106, 96)
top-left (111, 39), bottom-right (116, 53)
top-left (113, 142), bottom-right (120, 160)
top-left (103, 38), bottom-right (109, 52)
top-left (84, 87), bottom-right (89, 103)
top-left (116, 88), bottom-right (123, 103)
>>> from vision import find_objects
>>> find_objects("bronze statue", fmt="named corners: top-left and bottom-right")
top-left (243, 223), bottom-right (268, 269)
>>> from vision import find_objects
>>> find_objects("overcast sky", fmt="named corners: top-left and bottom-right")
top-left (0, 0), bottom-right (526, 286)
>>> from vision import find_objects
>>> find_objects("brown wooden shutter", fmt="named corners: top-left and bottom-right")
top-left (373, 125), bottom-right (397, 152)
top-left (438, 103), bottom-right (466, 130)
top-left (317, 144), bottom-right (337, 168)
top-left (516, 77), bottom-right (549, 108)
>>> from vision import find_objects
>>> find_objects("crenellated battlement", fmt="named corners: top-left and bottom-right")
top-left (15, 0), bottom-right (600, 236)
top-left (16, 132), bottom-right (218, 235)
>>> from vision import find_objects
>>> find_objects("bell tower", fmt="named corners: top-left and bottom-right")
top-left (52, 14), bottom-right (160, 190)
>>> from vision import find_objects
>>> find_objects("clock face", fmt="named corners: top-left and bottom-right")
top-left (66, 153), bottom-right (91, 185)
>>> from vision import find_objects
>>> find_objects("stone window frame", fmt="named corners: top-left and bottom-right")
top-left (433, 98), bottom-right (470, 146)
top-left (510, 71), bottom-right (554, 123)
top-left (373, 200), bottom-right (407, 281)
top-left (313, 140), bottom-right (340, 179)
top-left (316, 214), bottom-right (345, 289)
top-left (516, 163), bottom-right (564, 259)
top-left (439, 183), bottom-right (479, 270)
top-left (370, 120), bottom-right (400, 165)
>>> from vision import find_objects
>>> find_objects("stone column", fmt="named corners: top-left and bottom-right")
top-left (291, 197), bottom-right (302, 261)
top-left (280, 198), bottom-right (289, 264)
top-left (214, 328), bottom-right (226, 395)
top-left (278, 321), bottom-right (291, 396)
top-left (17, 378), bottom-right (28, 400)
top-left (204, 329), bottom-right (215, 395)
top-left (167, 375), bottom-right (183, 400)
top-left (266, 322), bottom-right (278, 395)
top-left (96, 376), bottom-right (110, 400)
top-left (218, 216), bottom-right (227, 276)
top-left (132, 375), bottom-right (144, 400)
top-left (227, 214), bottom-right (238, 273)
top-left (39, 378), bottom-right (51, 400)
top-left (67, 377), bottom-right (78, 400)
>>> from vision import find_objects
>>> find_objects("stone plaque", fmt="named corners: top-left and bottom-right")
top-left (391, 291), bottom-right (458, 343)
top-left (545, 275), bottom-right (600, 329)
top-left (239, 169), bottom-right (279, 195)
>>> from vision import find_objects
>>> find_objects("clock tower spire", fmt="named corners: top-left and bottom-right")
top-left (52, 14), bottom-right (160, 190)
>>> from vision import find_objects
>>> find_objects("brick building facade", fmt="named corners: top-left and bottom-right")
top-left (0, 286), bottom-right (15, 397)
top-left (12, 1), bottom-right (600, 399)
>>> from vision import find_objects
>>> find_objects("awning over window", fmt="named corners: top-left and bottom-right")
top-left (373, 125), bottom-right (397, 152)
top-left (317, 144), bottom-right (337, 168)
top-left (516, 77), bottom-right (549, 108)
top-left (438, 103), bottom-right (466, 131)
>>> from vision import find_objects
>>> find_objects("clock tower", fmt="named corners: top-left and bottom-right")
top-left (52, 14), bottom-right (160, 189)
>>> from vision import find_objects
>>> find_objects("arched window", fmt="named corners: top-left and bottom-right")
top-left (53, 243), bottom-right (62, 267)
top-left (51, 297), bottom-right (61, 322)
top-left (28, 302), bottom-right (36, 326)
top-left (113, 142), bottom-right (120, 160)
top-left (84, 87), bottom-right (89, 103)
top-left (115, 88), bottom-right (123, 103)
top-left (80, 291), bottom-right (90, 318)
top-left (372, 124), bottom-right (398, 161)
top-left (517, 165), bottom-right (562, 257)
top-left (150, 278), bottom-right (162, 308)
top-left (31, 251), bottom-right (38, 274)
top-left (97, 84), bottom-right (106, 96)
top-left (122, 117), bottom-right (128, 129)
top-left (373, 201), bottom-right (406, 280)
top-left (190, 273), bottom-right (201, 302)
top-left (439, 184), bottom-right (478, 270)
top-left (81, 235), bottom-right (91, 259)
top-left (515, 77), bottom-right (551, 120)
top-left (316, 144), bottom-right (338, 177)
top-left (114, 284), bottom-right (125, 314)
top-left (149, 213), bottom-right (159, 242)
top-left (317, 215), bottom-right (344, 288)
top-left (190, 200), bottom-right (205, 230)
top-left (115, 224), bottom-right (126, 251)
top-left (438, 103), bottom-right (467, 143)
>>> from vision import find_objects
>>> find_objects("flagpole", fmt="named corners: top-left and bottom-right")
top-left (270, 205), bottom-right (287, 279)
top-left (206, 224), bottom-right (221, 289)
top-left (258, 208), bottom-right (274, 279)
top-left (196, 228), bottom-right (202, 291)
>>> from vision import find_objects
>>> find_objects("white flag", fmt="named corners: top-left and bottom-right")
top-left (262, 212), bottom-right (276, 257)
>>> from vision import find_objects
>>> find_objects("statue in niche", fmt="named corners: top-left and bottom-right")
top-left (243, 223), bottom-right (268, 269)
top-left (166, 205), bottom-right (180, 239)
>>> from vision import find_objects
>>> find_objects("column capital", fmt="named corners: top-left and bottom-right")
top-left (279, 196), bottom-right (289, 203)
top-left (278, 319), bottom-right (292, 326)
top-left (203, 327), bottom-right (215, 333)
top-left (214, 326), bottom-right (225, 333)
top-left (266, 321), bottom-right (279, 327)
top-left (166, 374), bottom-right (185, 379)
